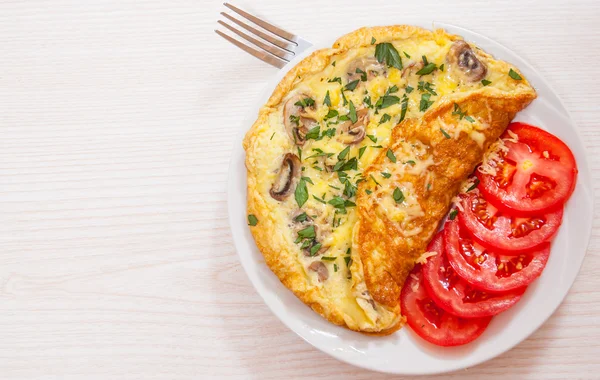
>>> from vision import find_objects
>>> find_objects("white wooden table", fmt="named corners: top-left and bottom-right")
top-left (0, 0), bottom-right (599, 378)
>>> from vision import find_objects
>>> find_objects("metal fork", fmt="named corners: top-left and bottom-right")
top-left (215, 3), bottom-right (313, 69)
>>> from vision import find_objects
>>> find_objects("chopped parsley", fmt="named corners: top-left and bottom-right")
top-left (297, 225), bottom-right (316, 239)
top-left (270, 132), bottom-right (275, 140)
top-left (247, 214), bottom-right (258, 226)
top-left (481, 79), bottom-right (492, 86)
top-left (403, 51), bottom-right (411, 58)
top-left (344, 256), bottom-right (353, 267)
top-left (332, 61), bottom-right (336, 67)
top-left (379, 113), bottom-right (391, 124)
top-left (367, 134), bottom-right (377, 143)
top-left (376, 95), bottom-right (400, 110)
top-left (301, 176), bottom-right (313, 185)
top-left (465, 115), bottom-right (476, 123)
top-left (416, 63), bottom-right (437, 76)
top-left (356, 68), bottom-right (367, 82)
top-left (369, 174), bottom-right (381, 186)
top-left (310, 243), bottom-right (323, 256)
top-left (295, 178), bottom-right (309, 207)
top-left (371, 37), bottom-right (376, 45)
top-left (405, 85), bottom-right (414, 94)
top-left (322, 128), bottom-right (336, 138)
top-left (381, 172), bottom-right (392, 178)
top-left (294, 97), bottom-right (315, 108)
top-left (358, 146), bottom-right (367, 159)
top-left (312, 195), bottom-right (326, 204)
top-left (334, 263), bottom-right (338, 272)
top-left (393, 187), bottom-right (405, 203)
top-left (328, 77), bottom-right (342, 85)
top-left (453, 103), bottom-right (467, 119)
top-left (322, 256), bottom-right (336, 261)
top-left (448, 209), bottom-right (458, 220)
top-left (440, 128), bottom-right (451, 139)
top-left (419, 93), bottom-right (434, 111)
top-left (323, 90), bottom-right (331, 106)
top-left (289, 114), bottom-right (300, 125)
top-left (338, 146), bottom-right (350, 160)
top-left (348, 101), bottom-right (358, 123)
top-left (386, 149), bottom-right (397, 163)
top-left (467, 178), bottom-right (480, 192)
top-left (294, 212), bottom-right (308, 222)
top-left (439, 64), bottom-right (445, 72)
top-left (304, 126), bottom-right (320, 140)
top-left (324, 109), bottom-right (338, 120)
top-left (345, 79), bottom-right (360, 91)
top-left (365, 189), bottom-right (372, 195)
top-left (418, 81), bottom-right (437, 95)
top-left (375, 42), bottom-right (403, 70)
top-left (508, 68), bottom-right (522, 80)
top-left (399, 95), bottom-right (408, 122)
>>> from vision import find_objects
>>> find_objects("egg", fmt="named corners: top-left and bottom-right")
top-left (243, 25), bottom-right (536, 334)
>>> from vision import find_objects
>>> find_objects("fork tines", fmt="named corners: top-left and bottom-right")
top-left (215, 3), bottom-right (299, 68)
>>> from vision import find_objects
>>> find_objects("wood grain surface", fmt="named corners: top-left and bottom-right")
top-left (0, 0), bottom-right (599, 378)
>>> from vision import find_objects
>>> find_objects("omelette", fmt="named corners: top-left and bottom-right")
top-left (243, 25), bottom-right (536, 334)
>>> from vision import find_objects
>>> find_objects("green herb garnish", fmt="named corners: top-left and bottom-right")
top-left (386, 149), bottom-right (397, 163)
top-left (358, 146), bottom-right (367, 159)
top-left (419, 93), bottom-right (434, 111)
top-left (323, 90), bottom-right (331, 106)
top-left (467, 178), bottom-right (480, 192)
top-left (247, 214), bottom-right (258, 226)
top-left (379, 113), bottom-right (391, 124)
top-left (448, 209), bottom-right (458, 220)
top-left (375, 42), bottom-right (403, 70)
top-left (508, 69), bottom-right (522, 80)
top-left (440, 128), bottom-right (451, 139)
top-left (295, 178), bottom-right (308, 207)
top-left (338, 146), bottom-right (350, 160)
top-left (345, 80), bottom-right (360, 91)
top-left (393, 187), bottom-right (405, 203)
top-left (297, 225), bottom-right (316, 239)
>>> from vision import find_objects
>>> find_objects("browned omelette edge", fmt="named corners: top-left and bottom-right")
top-left (243, 25), bottom-right (536, 334)
top-left (356, 90), bottom-right (536, 309)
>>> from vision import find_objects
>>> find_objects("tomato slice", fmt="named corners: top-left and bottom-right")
top-left (478, 122), bottom-right (577, 216)
top-left (459, 192), bottom-right (562, 254)
top-left (445, 218), bottom-right (550, 292)
top-left (421, 232), bottom-right (524, 318)
top-left (400, 265), bottom-right (491, 346)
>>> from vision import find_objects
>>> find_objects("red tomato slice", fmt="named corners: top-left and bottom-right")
top-left (400, 265), bottom-right (491, 346)
top-left (459, 192), bottom-right (562, 254)
top-left (445, 218), bottom-right (551, 292)
top-left (477, 122), bottom-right (577, 216)
top-left (421, 232), bottom-right (524, 318)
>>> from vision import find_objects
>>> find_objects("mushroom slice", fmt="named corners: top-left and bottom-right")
top-left (339, 108), bottom-right (369, 144)
top-left (308, 261), bottom-right (329, 282)
top-left (283, 93), bottom-right (318, 146)
top-left (347, 56), bottom-right (387, 82)
top-left (270, 153), bottom-right (301, 201)
top-left (446, 40), bottom-right (488, 82)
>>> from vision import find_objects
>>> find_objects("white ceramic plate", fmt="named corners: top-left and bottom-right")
top-left (227, 22), bottom-right (594, 375)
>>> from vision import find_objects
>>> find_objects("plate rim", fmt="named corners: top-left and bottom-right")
top-left (227, 21), bottom-right (595, 375)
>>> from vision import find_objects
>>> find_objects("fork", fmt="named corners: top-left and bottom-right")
top-left (215, 3), bottom-right (313, 69)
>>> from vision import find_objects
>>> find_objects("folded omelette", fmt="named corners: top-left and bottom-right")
top-left (243, 25), bottom-right (536, 334)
